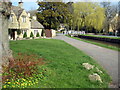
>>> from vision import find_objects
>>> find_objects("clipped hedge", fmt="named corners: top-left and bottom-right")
top-left (30, 32), bottom-right (34, 37)
top-left (23, 32), bottom-right (27, 38)
top-left (36, 32), bottom-right (40, 37)
top-left (78, 35), bottom-right (120, 44)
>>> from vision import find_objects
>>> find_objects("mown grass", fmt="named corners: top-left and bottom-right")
top-left (67, 35), bottom-right (120, 51)
top-left (8, 39), bottom-right (111, 88)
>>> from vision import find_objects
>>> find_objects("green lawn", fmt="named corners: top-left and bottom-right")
top-left (67, 35), bottom-right (120, 51)
top-left (9, 39), bottom-right (111, 88)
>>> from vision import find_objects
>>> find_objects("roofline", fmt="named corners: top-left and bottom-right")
top-left (31, 27), bottom-right (44, 29)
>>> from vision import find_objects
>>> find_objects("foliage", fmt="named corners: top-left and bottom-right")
top-left (80, 34), bottom-right (120, 39)
top-left (30, 32), bottom-right (34, 37)
top-left (41, 29), bottom-right (45, 36)
top-left (8, 29), bottom-right (12, 35)
top-left (3, 74), bottom-right (43, 88)
top-left (100, 2), bottom-right (118, 33)
top-left (36, 32), bottom-right (40, 37)
top-left (17, 29), bottom-right (21, 35)
top-left (2, 53), bottom-right (45, 88)
top-left (37, 2), bottom-right (72, 30)
top-left (23, 32), bottom-right (27, 38)
top-left (73, 2), bottom-right (105, 32)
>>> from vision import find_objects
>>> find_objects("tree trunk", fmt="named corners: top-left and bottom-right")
top-left (0, 1), bottom-right (12, 65)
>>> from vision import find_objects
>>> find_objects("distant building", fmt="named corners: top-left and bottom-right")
top-left (58, 24), bottom-right (66, 32)
top-left (109, 14), bottom-right (119, 35)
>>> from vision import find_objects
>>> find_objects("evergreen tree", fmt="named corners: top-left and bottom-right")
top-left (36, 32), bottom-right (40, 37)
top-left (23, 32), bottom-right (27, 38)
top-left (37, 1), bottom-right (72, 30)
top-left (30, 32), bottom-right (34, 37)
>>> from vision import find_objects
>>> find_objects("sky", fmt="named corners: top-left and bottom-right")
top-left (11, 0), bottom-right (119, 11)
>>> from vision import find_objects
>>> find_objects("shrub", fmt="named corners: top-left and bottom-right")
top-left (23, 32), bottom-right (27, 38)
top-left (2, 53), bottom-right (45, 85)
top-left (36, 32), bottom-right (40, 37)
top-left (17, 29), bottom-right (21, 35)
top-left (41, 29), bottom-right (45, 36)
top-left (30, 32), bottom-right (34, 37)
top-left (109, 32), bottom-right (113, 35)
top-left (26, 37), bottom-right (30, 39)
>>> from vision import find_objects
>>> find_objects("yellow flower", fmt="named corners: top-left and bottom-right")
top-left (12, 85), bottom-right (15, 88)
top-left (7, 82), bottom-right (10, 84)
top-left (22, 78), bottom-right (26, 81)
top-left (21, 83), bottom-right (24, 86)
top-left (3, 85), bottom-right (6, 88)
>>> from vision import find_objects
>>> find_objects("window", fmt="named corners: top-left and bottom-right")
top-left (22, 30), bottom-right (27, 34)
top-left (10, 14), bottom-right (14, 22)
top-left (22, 16), bottom-right (26, 23)
top-left (34, 30), bottom-right (38, 35)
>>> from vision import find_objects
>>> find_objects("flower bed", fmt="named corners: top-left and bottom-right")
top-left (2, 53), bottom-right (47, 88)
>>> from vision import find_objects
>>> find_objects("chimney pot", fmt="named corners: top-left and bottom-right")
top-left (18, 1), bottom-right (23, 8)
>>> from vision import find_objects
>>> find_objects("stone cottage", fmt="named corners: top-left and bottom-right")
top-left (8, 1), bottom-right (44, 40)
top-left (109, 13), bottom-right (119, 35)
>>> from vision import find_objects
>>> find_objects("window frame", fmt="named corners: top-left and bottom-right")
top-left (22, 16), bottom-right (26, 23)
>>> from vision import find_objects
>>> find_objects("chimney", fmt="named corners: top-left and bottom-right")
top-left (18, 0), bottom-right (23, 8)
top-left (28, 13), bottom-right (30, 17)
top-left (33, 16), bottom-right (37, 20)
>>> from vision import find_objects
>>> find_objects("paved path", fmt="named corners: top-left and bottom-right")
top-left (53, 34), bottom-right (119, 88)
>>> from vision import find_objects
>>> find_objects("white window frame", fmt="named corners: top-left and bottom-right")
top-left (10, 14), bottom-right (14, 22)
top-left (22, 16), bottom-right (26, 23)
top-left (34, 30), bottom-right (38, 36)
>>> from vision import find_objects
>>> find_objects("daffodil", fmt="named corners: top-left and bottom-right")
top-left (12, 85), bottom-right (15, 88)
top-left (7, 82), bottom-right (11, 84)
top-left (3, 85), bottom-right (6, 88)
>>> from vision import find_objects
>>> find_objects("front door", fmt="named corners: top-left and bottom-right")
top-left (9, 29), bottom-right (16, 40)
top-left (45, 29), bottom-right (52, 37)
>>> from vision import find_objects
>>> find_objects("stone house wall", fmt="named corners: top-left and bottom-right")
top-left (9, 10), bottom-right (19, 29)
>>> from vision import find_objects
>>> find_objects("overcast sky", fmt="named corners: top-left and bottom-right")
top-left (11, 0), bottom-right (119, 11)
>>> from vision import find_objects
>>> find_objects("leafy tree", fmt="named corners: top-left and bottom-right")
top-left (100, 2), bottom-right (118, 33)
top-left (23, 32), bottom-right (27, 38)
top-left (30, 32), bottom-right (34, 37)
top-left (73, 2), bottom-right (105, 33)
top-left (36, 32), bottom-right (40, 37)
top-left (67, 2), bottom-right (74, 30)
top-left (117, 1), bottom-right (120, 36)
top-left (36, 1), bottom-right (72, 30)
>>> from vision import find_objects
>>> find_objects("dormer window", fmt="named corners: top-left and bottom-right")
top-left (22, 16), bottom-right (26, 23)
top-left (10, 14), bottom-right (14, 22)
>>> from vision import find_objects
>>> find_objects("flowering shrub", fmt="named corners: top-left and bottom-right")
top-left (2, 53), bottom-right (46, 88)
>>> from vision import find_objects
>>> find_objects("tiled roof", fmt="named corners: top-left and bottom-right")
top-left (31, 19), bottom-right (44, 29)
top-left (27, 10), bottom-right (37, 17)
top-left (11, 6), bottom-right (24, 19)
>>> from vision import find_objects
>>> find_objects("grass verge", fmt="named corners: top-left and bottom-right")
top-left (66, 35), bottom-right (120, 51)
top-left (3, 39), bottom-right (111, 88)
